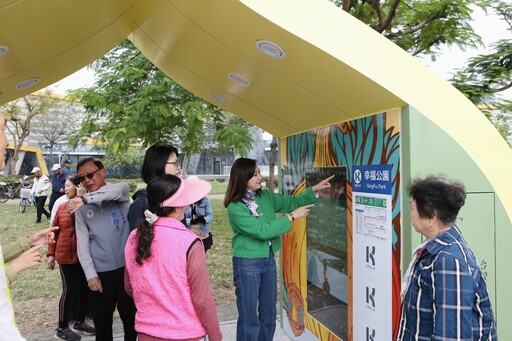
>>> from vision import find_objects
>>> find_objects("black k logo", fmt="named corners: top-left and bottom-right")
top-left (366, 327), bottom-right (376, 341)
top-left (366, 287), bottom-right (376, 308)
top-left (366, 246), bottom-right (376, 266)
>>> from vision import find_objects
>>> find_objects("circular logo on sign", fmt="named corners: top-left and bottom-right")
top-left (354, 169), bottom-right (362, 184)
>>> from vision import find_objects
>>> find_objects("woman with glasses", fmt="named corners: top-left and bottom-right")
top-left (128, 143), bottom-right (180, 230)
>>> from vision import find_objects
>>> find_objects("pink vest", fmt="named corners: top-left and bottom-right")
top-left (125, 217), bottom-right (204, 339)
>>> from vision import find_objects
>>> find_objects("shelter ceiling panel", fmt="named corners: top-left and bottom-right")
top-left (169, 1), bottom-right (404, 115)
top-left (130, 0), bottom-right (403, 137)
top-left (0, 0), bottom-right (136, 104)
top-left (131, 0), bottom-right (355, 136)
top-left (131, 28), bottom-right (306, 136)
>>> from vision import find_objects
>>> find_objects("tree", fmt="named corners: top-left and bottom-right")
top-left (31, 98), bottom-right (83, 163)
top-left (268, 136), bottom-right (278, 191)
top-left (331, 0), bottom-right (486, 57)
top-left (102, 147), bottom-right (145, 178)
top-left (213, 114), bottom-right (255, 159)
top-left (449, 1), bottom-right (512, 105)
top-left (486, 109), bottom-right (511, 141)
top-left (0, 90), bottom-right (57, 175)
top-left (68, 40), bottom-right (254, 177)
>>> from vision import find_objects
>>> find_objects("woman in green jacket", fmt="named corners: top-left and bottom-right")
top-left (224, 157), bottom-right (333, 341)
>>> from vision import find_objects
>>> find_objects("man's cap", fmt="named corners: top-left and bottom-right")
top-left (30, 167), bottom-right (41, 173)
top-left (161, 178), bottom-right (212, 208)
top-left (51, 164), bottom-right (61, 171)
top-left (64, 160), bottom-right (72, 164)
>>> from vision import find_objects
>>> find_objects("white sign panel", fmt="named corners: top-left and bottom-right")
top-left (352, 165), bottom-right (392, 341)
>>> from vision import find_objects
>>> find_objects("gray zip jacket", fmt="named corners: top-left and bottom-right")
top-left (75, 182), bottom-right (131, 281)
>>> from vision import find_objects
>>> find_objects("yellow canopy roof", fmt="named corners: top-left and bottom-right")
top-left (0, 0), bottom-right (408, 137)
top-left (1, 0), bottom-right (511, 219)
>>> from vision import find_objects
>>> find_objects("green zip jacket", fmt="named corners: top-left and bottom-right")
top-left (2, 237), bottom-right (30, 285)
top-left (227, 188), bottom-right (318, 258)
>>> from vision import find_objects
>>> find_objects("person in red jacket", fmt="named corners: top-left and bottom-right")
top-left (48, 175), bottom-right (96, 341)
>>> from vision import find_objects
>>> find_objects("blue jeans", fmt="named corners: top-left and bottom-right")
top-left (233, 247), bottom-right (277, 341)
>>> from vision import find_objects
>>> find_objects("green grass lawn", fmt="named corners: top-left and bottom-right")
top-left (210, 180), bottom-right (228, 195)
top-left (0, 196), bottom-right (234, 333)
top-left (127, 179), bottom-right (228, 196)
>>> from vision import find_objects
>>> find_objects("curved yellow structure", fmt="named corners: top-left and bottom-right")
top-left (1, 0), bottom-right (511, 339)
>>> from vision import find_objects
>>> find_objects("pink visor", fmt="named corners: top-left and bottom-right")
top-left (160, 178), bottom-right (212, 208)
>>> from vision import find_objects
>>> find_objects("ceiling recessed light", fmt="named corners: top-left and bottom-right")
top-left (228, 73), bottom-right (250, 87)
top-left (16, 77), bottom-right (40, 90)
top-left (255, 40), bottom-right (286, 59)
top-left (209, 93), bottom-right (227, 103)
top-left (0, 46), bottom-right (9, 58)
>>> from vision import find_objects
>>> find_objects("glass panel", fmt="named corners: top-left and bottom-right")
top-left (306, 166), bottom-right (348, 340)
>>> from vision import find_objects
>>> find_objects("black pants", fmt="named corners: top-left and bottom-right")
top-left (88, 267), bottom-right (136, 341)
top-left (49, 191), bottom-right (64, 213)
top-left (35, 196), bottom-right (50, 222)
top-left (58, 263), bottom-right (88, 329)
top-left (203, 232), bottom-right (213, 253)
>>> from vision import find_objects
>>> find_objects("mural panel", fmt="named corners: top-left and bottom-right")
top-left (281, 110), bottom-right (401, 340)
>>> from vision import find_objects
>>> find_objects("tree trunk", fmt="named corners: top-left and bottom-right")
top-left (49, 141), bottom-right (55, 164)
top-left (10, 130), bottom-right (29, 177)
top-left (9, 153), bottom-right (19, 178)
top-left (268, 136), bottom-right (278, 191)
top-left (182, 153), bottom-right (189, 178)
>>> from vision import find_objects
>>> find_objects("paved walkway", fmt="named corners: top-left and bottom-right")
top-left (25, 304), bottom-right (291, 340)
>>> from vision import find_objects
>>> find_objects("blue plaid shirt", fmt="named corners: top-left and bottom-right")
top-left (397, 226), bottom-right (497, 340)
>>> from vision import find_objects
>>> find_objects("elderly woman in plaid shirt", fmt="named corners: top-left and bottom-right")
top-left (397, 176), bottom-right (497, 341)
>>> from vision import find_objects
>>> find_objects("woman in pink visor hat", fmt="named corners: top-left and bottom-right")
top-left (124, 174), bottom-right (222, 341)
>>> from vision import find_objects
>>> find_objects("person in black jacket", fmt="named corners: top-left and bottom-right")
top-left (128, 143), bottom-right (180, 230)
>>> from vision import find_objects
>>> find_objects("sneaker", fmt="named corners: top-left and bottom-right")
top-left (55, 328), bottom-right (81, 341)
top-left (72, 322), bottom-right (96, 336)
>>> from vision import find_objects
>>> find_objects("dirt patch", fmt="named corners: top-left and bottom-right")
top-left (14, 287), bottom-right (236, 336)
top-left (214, 285), bottom-right (236, 306)
top-left (15, 297), bottom-right (60, 336)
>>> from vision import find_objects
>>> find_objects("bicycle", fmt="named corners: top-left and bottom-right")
top-left (0, 181), bottom-right (22, 203)
top-left (0, 177), bottom-right (34, 213)
top-left (19, 187), bottom-right (33, 213)
top-left (18, 176), bottom-right (34, 213)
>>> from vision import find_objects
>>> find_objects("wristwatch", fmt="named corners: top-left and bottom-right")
top-left (81, 196), bottom-right (88, 205)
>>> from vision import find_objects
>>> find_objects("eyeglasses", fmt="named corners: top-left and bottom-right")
top-left (77, 168), bottom-right (102, 182)
top-left (166, 161), bottom-right (180, 167)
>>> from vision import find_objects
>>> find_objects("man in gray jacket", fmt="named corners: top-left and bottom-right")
top-left (71, 157), bottom-right (136, 341)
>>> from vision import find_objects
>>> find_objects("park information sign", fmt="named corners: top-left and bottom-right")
top-left (352, 165), bottom-right (393, 341)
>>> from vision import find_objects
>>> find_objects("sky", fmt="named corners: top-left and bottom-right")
top-left (420, 7), bottom-right (511, 99)
top-left (50, 7), bottom-right (510, 99)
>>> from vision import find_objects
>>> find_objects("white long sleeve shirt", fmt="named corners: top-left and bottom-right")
top-left (30, 175), bottom-right (51, 197)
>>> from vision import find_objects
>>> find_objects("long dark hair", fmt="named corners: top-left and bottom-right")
top-left (141, 143), bottom-right (179, 184)
top-left (224, 158), bottom-right (260, 208)
top-left (135, 174), bottom-right (181, 265)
